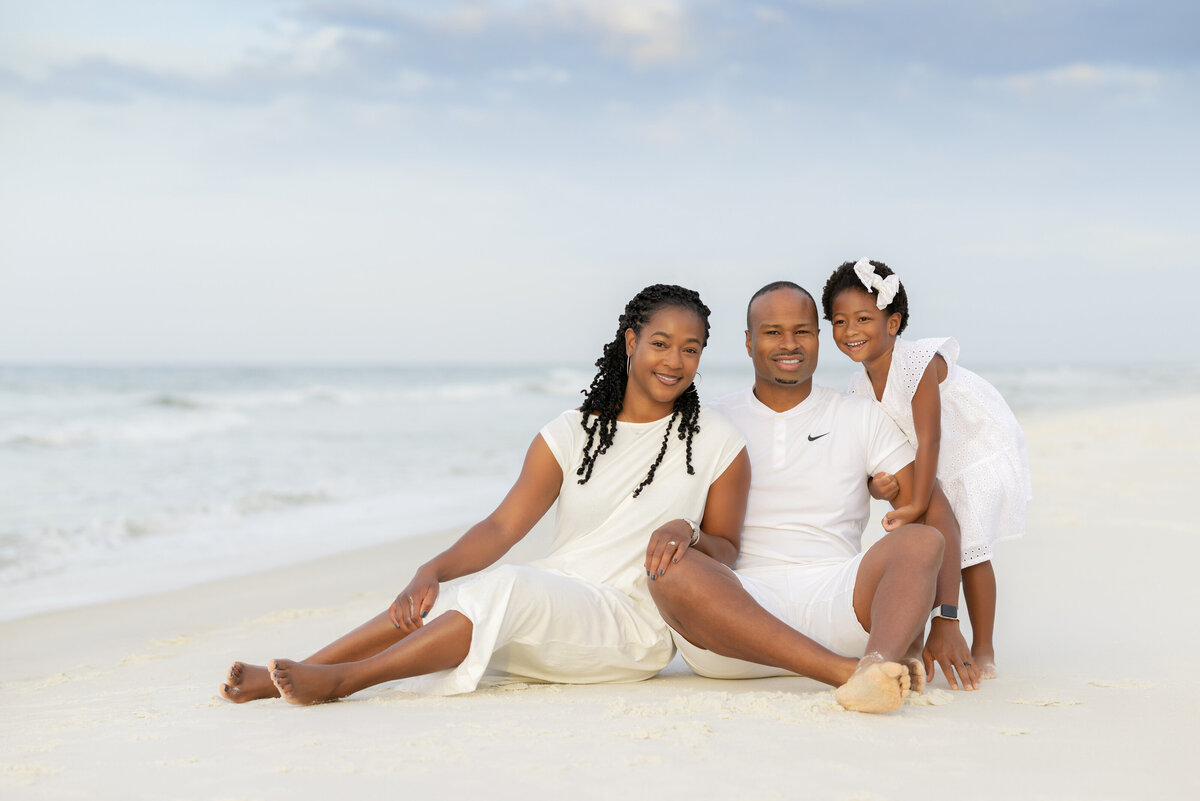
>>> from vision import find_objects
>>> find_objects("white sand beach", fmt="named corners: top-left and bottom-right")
top-left (3, 395), bottom-right (1197, 800)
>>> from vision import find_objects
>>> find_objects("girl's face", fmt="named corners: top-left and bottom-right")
top-left (829, 288), bottom-right (901, 364)
top-left (624, 306), bottom-right (705, 410)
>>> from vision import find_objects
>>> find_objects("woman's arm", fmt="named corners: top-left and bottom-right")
top-left (883, 355), bottom-right (944, 529)
top-left (390, 433), bottom-right (563, 631)
top-left (645, 447), bottom-right (750, 576)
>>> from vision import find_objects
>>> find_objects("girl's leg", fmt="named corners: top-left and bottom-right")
top-left (221, 610), bottom-right (418, 703)
top-left (270, 611), bottom-right (473, 705)
top-left (962, 560), bottom-right (998, 679)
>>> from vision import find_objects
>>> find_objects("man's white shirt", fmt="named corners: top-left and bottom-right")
top-left (709, 385), bottom-right (915, 568)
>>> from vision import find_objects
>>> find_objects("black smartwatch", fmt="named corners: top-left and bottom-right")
top-left (931, 604), bottom-right (959, 622)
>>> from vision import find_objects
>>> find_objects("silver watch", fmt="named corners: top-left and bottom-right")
top-left (931, 604), bottom-right (959, 622)
top-left (682, 518), bottom-right (701, 547)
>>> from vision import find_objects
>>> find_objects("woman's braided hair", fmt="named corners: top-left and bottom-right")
top-left (577, 284), bottom-right (711, 498)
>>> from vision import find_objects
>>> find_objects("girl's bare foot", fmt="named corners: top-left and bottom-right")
top-left (835, 654), bottom-right (911, 713)
top-left (900, 657), bottom-right (926, 694)
top-left (269, 659), bottom-right (349, 705)
top-left (972, 646), bottom-right (998, 680)
top-left (220, 661), bottom-right (281, 703)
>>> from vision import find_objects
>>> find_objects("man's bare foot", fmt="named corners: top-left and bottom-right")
top-left (220, 661), bottom-right (281, 703)
top-left (269, 659), bottom-right (348, 705)
top-left (972, 646), bottom-right (998, 680)
top-left (900, 657), bottom-right (926, 694)
top-left (835, 655), bottom-right (911, 713)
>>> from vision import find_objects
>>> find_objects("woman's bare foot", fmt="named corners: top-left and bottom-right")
top-left (220, 661), bottom-right (281, 703)
top-left (269, 659), bottom-right (349, 705)
top-left (900, 657), bottom-right (926, 694)
top-left (972, 646), bottom-right (998, 680)
top-left (835, 654), bottom-right (911, 713)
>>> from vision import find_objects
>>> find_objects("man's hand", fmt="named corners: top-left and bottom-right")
top-left (923, 618), bottom-right (980, 691)
top-left (868, 471), bottom-right (900, 502)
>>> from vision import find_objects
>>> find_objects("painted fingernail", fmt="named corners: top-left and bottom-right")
top-left (650, 574), bottom-right (656, 581)
top-left (421, 610), bottom-right (428, 618)
top-left (646, 570), bottom-right (651, 576)
top-left (657, 569), bottom-right (663, 576)
top-left (672, 558), bottom-right (678, 563)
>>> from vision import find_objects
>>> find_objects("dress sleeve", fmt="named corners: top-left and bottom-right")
top-left (698, 407), bottom-right (748, 480)
top-left (894, 337), bottom-right (957, 403)
top-left (538, 410), bottom-right (582, 474)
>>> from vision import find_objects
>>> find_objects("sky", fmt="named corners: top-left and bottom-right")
top-left (2, 1), bottom-right (1197, 367)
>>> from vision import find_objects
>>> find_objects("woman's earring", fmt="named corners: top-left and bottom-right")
top-left (627, 356), bottom-right (631, 373)
top-left (692, 372), bottom-right (703, 387)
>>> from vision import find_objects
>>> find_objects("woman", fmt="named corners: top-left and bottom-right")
top-left (221, 284), bottom-right (750, 704)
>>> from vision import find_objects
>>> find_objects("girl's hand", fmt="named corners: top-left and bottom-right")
top-left (868, 471), bottom-right (900, 502)
top-left (644, 519), bottom-right (692, 580)
top-left (882, 504), bottom-right (921, 531)
top-left (390, 568), bottom-right (440, 634)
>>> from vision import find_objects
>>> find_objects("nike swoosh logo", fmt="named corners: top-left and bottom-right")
top-left (807, 433), bottom-right (830, 441)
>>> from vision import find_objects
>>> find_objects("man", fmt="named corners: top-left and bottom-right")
top-left (648, 281), bottom-right (979, 713)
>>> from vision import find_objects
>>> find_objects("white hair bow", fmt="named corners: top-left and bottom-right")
top-left (852, 258), bottom-right (900, 310)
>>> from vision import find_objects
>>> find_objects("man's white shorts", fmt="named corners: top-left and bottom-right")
top-left (672, 553), bottom-right (871, 679)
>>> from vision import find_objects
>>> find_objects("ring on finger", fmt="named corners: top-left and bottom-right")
top-left (667, 541), bottom-right (677, 547)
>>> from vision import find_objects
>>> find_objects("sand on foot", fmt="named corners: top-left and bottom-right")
top-left (835, 658), bottom-right (911, 713)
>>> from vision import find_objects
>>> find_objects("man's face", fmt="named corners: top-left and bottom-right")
top-left (745, 288), bottom-right (820, 391)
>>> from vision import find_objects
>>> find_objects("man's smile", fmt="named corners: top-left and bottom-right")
top-left (773, 354), bottom-right (804, 370)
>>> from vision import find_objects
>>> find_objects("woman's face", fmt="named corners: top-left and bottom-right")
top-left (623, 306), bottom-right (705, 409)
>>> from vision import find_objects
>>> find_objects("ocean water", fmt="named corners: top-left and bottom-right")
top-left (2, 360), bottom-right (1196, 621)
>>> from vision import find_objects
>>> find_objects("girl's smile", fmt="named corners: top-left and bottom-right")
top-left (829, 288), bottom-right (901, 366)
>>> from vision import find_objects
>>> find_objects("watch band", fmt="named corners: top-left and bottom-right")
top-left (931, 604), bottom-right (959, 621)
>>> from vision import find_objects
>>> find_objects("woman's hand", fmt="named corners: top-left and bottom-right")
top-left (644, 519), bottom-right (693, 579)
top-left (389, 568), bottom-right (440, 634)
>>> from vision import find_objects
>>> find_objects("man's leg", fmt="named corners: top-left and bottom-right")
top-left (649, 555), bottom-right (858, 687)
top-left (851, 523), bottom-right (944, 660)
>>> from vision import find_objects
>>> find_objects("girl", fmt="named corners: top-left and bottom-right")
top-left (820, 260), bottom-right (1031, 679)
top-left (220, 284), bottom-right (750, 704)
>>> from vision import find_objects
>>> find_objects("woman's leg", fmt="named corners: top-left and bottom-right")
top-left (270, 611), bottom-right (473, 705)
top-left (962, 560), bottom-right (998, 678)
top-left (221, 610), bottom-right (419, 702)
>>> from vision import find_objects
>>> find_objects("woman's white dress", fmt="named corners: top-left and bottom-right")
top-left (402, 406), bottom-right (745, 695)
top-left (849, 337), bottom-right (1032, 566)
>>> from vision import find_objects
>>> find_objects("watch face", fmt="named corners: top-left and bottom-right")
top-left (938, 604), bottom-right (958, 620)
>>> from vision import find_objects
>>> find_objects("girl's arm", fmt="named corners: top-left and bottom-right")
top-left (883, 354), bottom-right (945, 530)
top-left (390, 434), bottom-right (563, 631)
top-left (646, 448), bottom-right (750, 576)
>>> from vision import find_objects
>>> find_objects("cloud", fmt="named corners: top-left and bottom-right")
top-left (2, 1), bottom-right (693, 108)
top-left (986, 63), bottom-right (1164, 94)
top-left (561, 1), bottom-right (690, 66)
